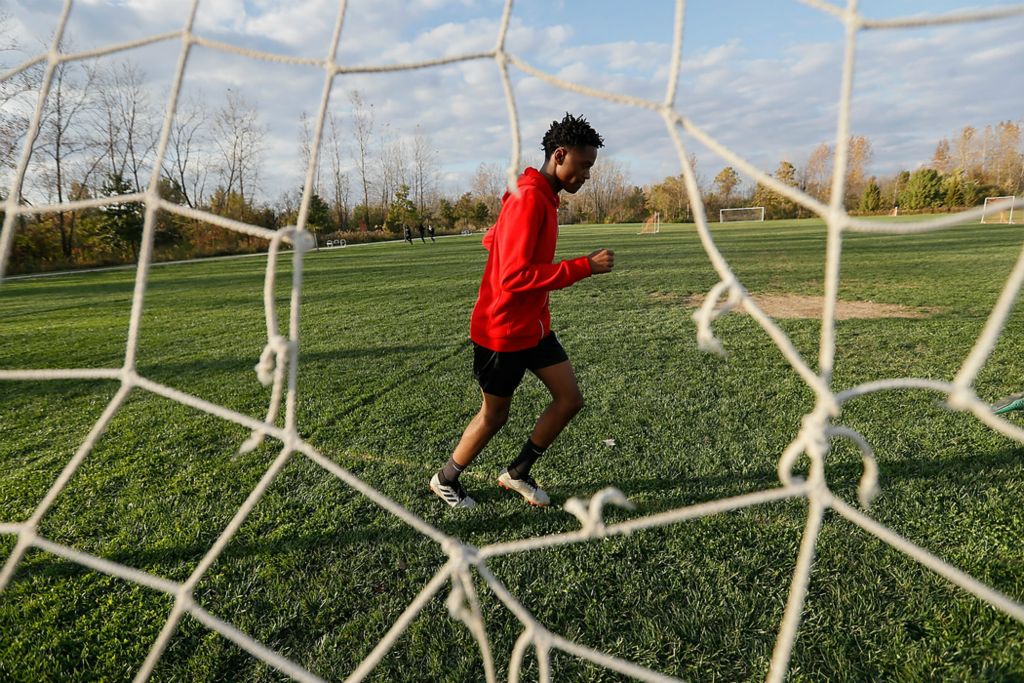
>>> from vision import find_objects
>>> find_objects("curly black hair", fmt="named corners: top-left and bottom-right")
top-left (541, 113), bottom-right (604, 159)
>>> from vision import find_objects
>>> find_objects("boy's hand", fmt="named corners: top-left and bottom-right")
top-left (588, 248), bottom-right (615, 274)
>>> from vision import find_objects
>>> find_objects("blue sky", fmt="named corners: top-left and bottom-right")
top-left (4, 0), bottom-right (1023, 201)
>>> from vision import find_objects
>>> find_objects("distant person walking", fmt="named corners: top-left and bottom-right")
top-left (418, 223), bottom-right (427, 243)
top-left (428, 223), bottom-right (436, 242)
top-left (404, 225), bottom-right (413, 245)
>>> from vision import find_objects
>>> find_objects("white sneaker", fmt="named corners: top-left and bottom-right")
top-left (430, 473), bottom-right (477, 509)
top-left (497, 468), bottom-right (550, 507)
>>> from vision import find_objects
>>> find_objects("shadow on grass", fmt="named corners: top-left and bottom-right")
top-left (13, 445), bottom-right (1021, 587)
top-left (828, 443), bottom-right (1024, 491)
top-left (12, 521), bottom-right (442, 586)
top-left (136, 344), bottom-right (436, 379)
top-left (1, 297), bottom-right (134, 320)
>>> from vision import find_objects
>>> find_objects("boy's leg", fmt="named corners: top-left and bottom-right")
top-left (529, 360), bottom-right (584, 447)
top-left (450, 391), bottom-right (512, 467)
top-left (497, 360), bottom-right (582, 506)
top-left (430, 391), bottom-right (511, 508)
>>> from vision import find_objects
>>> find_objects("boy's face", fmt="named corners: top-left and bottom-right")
top-left (553, 145), bottom-right (599, 194)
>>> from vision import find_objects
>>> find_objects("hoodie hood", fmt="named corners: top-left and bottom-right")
top-left (499, 167), bottom-right (559, 209)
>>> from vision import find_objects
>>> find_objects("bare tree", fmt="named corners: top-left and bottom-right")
top-left (325, 111), bottom-right (350, 230)
top-left (802, 143), bottom-right (832, 204)
top-left (577, 157), bottom-right (629, 224)
top-left (297, 110), bottom-right (322, 194)
top-left (411, 125), bottom-right (437, 212)
top-left (955, 126), bottom-right (977, 177)
top-left (994, 120), bottom-right (1021, 191)
top-left (378, 125), bottom-right (407, 222)
top-left (33, 45), bottom-right (101, 260)
top-left (164, 94), bottom-right (210, 208)
top-left (0, 10), bottom-right (41, 184)
top-left (471, 161), bottom-right (504, 219)
top-left (211, 89), bottom-right (264, 204)
top-left (844, 135), bottom-right (873, 208)
top-left (349, 90), bottom-right (374, 229)
top-left (95, 60), bottom-right (158, 192)
top-left (931, 138), bottom-right (952, 174)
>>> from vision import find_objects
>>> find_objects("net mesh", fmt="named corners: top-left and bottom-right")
top-left (2, 1), bottom-right (1024, 681)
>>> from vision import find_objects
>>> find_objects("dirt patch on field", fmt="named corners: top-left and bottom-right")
top-left (682, 293), bottom-right (938, 320)
top-left (648, 290), bottom-right (682, 304)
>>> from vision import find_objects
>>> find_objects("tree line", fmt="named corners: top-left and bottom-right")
top-left (626, 124), bottom-right (1023, 225)
top-left (1, 30), bottom-right (1021, 274)
top-left (0, 34), bottom-right (507, 274)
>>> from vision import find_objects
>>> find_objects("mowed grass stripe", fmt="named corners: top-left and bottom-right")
top-left (1, 218), bottom-right (1022, 681)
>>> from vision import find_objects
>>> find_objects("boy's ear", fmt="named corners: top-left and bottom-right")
top-left (553, 147), bottom-right (567, 165)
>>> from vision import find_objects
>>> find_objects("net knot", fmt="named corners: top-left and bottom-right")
top-left (947, 386), bottom-right (974, 412)
top-left (255, 335), bottom-right (292, 386)
top-left (442, 539), bottom-right (479, 567)
top-left (799, 413), bottom-right (828, 453)
top-left (564, 488), bottom-right (634, 538)
top-left (693, 280), bottom-right (742, 356)
top-left (176, 587), bottom-right (195, 611)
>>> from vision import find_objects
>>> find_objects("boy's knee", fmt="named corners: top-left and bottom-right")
top-left (560, 392), bottom-right (584, 416)
top-left (481, 407), bottom-right (509, 430)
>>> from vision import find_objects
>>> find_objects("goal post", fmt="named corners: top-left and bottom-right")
top-left (981, 196), bottom-right (1017, 224)
top-left (637, 212), bottom-right (661, 234)
top-left (720, 207), bottom-right (765, 223)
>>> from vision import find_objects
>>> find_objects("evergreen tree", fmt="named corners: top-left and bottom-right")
top-left (305, 191), bottom-right (332, 232)
top-left (942, 172), bottom-right (965, 209)
top-left (99, 172), bottom-right (145, 261)
top-left (899, 168), bottom-right (944, 210)
top-left (437, 197), bottom-right (456, 229)
top-left (386, 184), bottom-right (418, 233)
top-left (858, 178), bottom-right (881, 212)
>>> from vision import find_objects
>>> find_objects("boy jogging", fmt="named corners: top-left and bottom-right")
top-left (430, 113), bottom-right (614, 509)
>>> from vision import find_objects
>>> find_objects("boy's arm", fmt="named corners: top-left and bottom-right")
top-left (497, 190), bottom-right (592, 293)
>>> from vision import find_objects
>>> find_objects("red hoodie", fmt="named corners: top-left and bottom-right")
top-left (470, 167), bottom-right (592, 352)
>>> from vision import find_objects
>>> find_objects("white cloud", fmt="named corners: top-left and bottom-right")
top-left (682, 39), bottom-right (742, 72)
top-left (963, 42), bottom-right (1024, 66)
top-left (241, 0), bottom-right (338, 51)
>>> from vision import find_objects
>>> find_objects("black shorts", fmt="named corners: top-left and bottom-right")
top-left (473, 332), bottom-right (569, 397)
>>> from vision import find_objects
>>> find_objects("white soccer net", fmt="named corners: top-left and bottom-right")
top-left (720, 206), bottom-right (765, 222)
top-left (3, 1), bottom-right (1024, 682)
top-left (981, 195), bottom-right (1018, 224)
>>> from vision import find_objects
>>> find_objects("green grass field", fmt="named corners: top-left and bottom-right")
top-left (2, 218), bottom-right (1023, 681)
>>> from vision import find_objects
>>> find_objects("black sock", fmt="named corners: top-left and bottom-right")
top-left (507, 438), bottom-right (547, 480)
top-left (438, 457), bottom-right (465, 486)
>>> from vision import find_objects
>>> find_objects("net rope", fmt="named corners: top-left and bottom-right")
top-left (2, 1), bottom-right (1024, 681)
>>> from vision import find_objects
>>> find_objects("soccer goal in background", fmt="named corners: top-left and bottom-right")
top-left (637, 212), bottom-right (660, 234)
top-left (720, 206), bottom-right (765, 223)
top-left (981, 196), bottom-right (1018, 224)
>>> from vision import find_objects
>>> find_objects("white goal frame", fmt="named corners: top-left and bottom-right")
top-left (980, 196), bottom-right (1017, 224)
top-left (720, 206), bottom-right (765, 223)
top-left (637, 212), bottom-right (661, 234)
